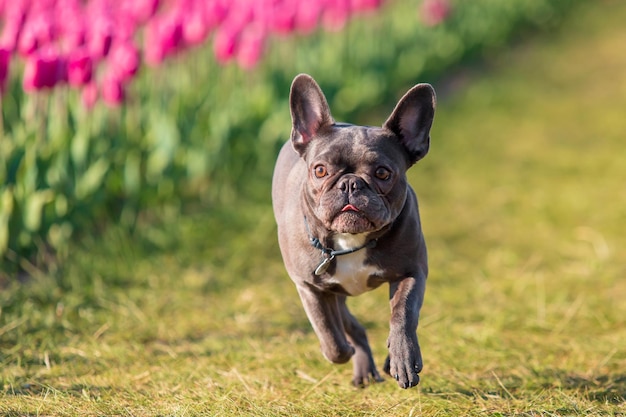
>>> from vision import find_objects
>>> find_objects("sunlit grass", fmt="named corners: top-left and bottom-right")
top-left (1, 1), bottom-right (625, 415)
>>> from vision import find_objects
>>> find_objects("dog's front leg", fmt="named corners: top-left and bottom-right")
top-left (384, 274), bottom-right (426, 389)
top-left (296, 284), bottom-right (355, 364)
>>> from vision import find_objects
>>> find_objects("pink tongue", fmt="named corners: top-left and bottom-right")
top-left (341, 204), bottom-right (359, 212)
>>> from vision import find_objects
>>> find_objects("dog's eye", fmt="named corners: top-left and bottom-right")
top-left (313, 165), bottom-right (328, 178)
top-left (375, 167), bottom-right (391, 180)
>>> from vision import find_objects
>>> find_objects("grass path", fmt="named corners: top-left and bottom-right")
top-left (2, 1), bottom-right (626, 415)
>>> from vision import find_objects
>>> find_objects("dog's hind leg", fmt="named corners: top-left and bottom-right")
top-left (337, 296), bottom-right (384, 387)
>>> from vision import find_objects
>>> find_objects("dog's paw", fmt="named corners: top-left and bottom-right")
top-left (352, 365), bottom-right (384, 388)
top-left (384, 334), bottom-right (422, 389)
top-left (351, 350), bottom-right (384, 388)
top-left (352, 370), bottom-right (384, 388)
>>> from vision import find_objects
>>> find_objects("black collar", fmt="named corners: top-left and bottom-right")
top-left (304, 216), bottom-right (377, 275)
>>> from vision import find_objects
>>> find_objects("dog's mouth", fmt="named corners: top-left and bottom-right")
top-left (331, 206), bottom-right (374, 234)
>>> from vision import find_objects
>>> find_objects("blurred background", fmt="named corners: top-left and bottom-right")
top-left (0, 0), bottom-right (584, 273)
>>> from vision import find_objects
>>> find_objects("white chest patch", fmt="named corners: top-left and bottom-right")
top-left (328, 233), bottom-right (382, 296)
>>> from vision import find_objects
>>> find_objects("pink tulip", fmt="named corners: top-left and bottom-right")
top-left (0, 48), bottom-right (11, 92)
top-left (2, 0), bottom-right (29, 19)
top-left (56, 54), bottom-right (68, 85)
top-left (122, 0), bottom-right (160, 24)
top-left (108, 41), bottom-right (140, 81)
top-left (144, 14), bottom-right (183, 66)
top-left (67, 48), bottom-right (93, 86)
top-left (101, 74), bottom-right (125, 106)
top-left (17, 12), bottom-right (56, 57)
top-left (23, 48), bottom-right (60, 91)
top-left (269, 1), bottom-right (296, 35)
top-left (1, 0), bottom-right (29, 50)
top-left (143, 22), bottom-right (162, 65)
top-left (55, 0), bottom-right (82, 10)
top-left (0, 23), bottom-right (19, 51)
top-left (182, 6), bottom-right (210, 46)
top-left (322, 0), bottom-right (351, 32)
top-left (211, 0), bottom-right (255, 64)
top-left (33, 0), bottom-right (56, 10)
top-left (419, 0), bottom-right (451, 27)
top-left (82, 81), bottom-right (98, 108)
top-left (60, 24), bottom-right (86, 52)
top-left (350, 0), bottom-right (381, 12)
top-left (17, 26), bottom-right (39, 56)
top-left (117, 13), bottom-right (140, 42)
top-left (213, 25), bottom-right (239, 64)
top-left (221, 0), bottom-right (253, 34)
top-left (88, 15), bottom-right (114, 59)
top-left (159, 13), bottom-right (184, 54)
top-left (204, 0), bottom-right (229, 28)
top-left (236, 25), bottom-right (266, 70)
top-left (53, 0), bottom-right (86, 50)
top-left (295, 1), bottom-right (322, 34)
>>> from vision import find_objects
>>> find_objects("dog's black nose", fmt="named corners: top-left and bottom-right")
top-left (338, 175), bottom-right (365, 193)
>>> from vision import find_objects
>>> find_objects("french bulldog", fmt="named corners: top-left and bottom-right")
top-left (272, 74), bottom-right (435, 389)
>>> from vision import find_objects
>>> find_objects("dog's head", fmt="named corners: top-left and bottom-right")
top-left (289, 74), bottom-right (435, 235)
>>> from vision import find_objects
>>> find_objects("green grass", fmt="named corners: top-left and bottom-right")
top-left (2, 1), bottom-right (626, 415)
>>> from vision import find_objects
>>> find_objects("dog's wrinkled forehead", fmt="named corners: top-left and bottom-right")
top-left (308, 124), bottom-right (408, 168)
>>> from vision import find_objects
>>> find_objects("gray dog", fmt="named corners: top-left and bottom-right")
top-left (272, 74), bottom-right (435, 389)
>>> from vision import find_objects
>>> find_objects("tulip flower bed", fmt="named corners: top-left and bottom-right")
top-left (0, 0), bottom-right (582, 271)
top-left (0, 0), bottom-right (388, 105)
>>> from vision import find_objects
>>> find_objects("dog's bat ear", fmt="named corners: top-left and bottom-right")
top-left (383, 84), bottom-right (436, 165)
top-left (289, 74), bottom-right (334, 155)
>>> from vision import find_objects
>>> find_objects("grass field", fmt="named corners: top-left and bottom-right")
top-left (2, 1), bottom-right (625, 415)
